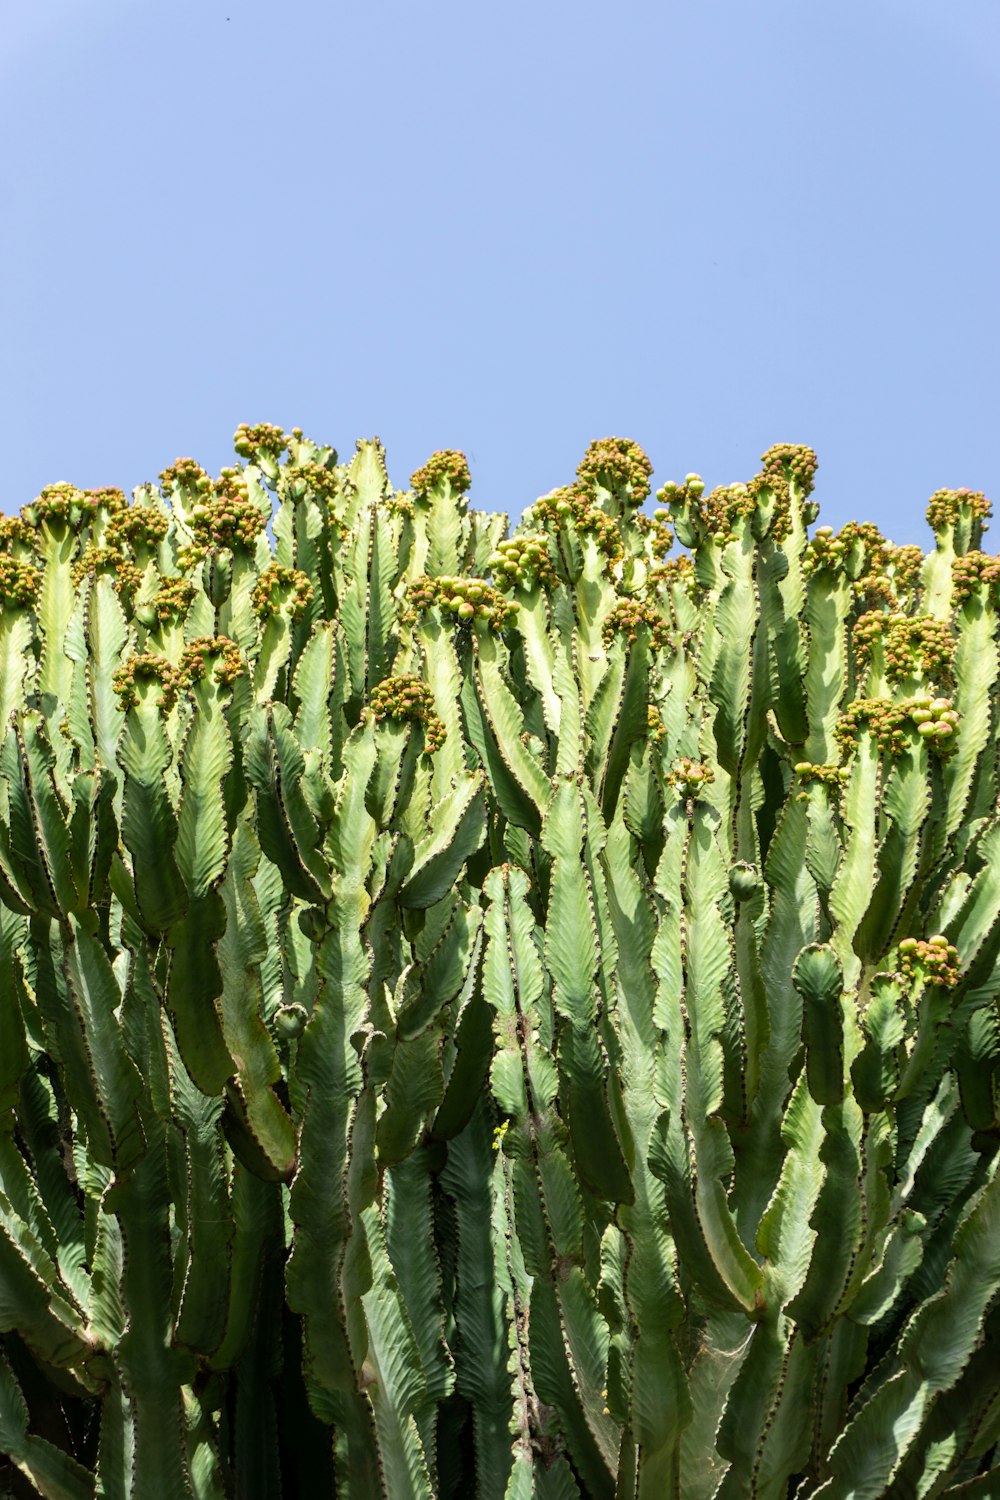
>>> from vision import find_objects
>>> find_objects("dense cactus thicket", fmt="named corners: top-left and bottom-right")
top-left (1, 427), bottom-right (1000, 1499)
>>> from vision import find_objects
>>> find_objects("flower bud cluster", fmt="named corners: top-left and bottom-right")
top-left (71, 545), bottom-right (142, 595)
top-left (601, 598), bottom-right (671, 649)
top-left (149, 577), bottom-right (196, 622)
top-left (179, 635), bottom-right (246, 688)
top-left (667, 756), bottom-right (715, 798)
top-left (656, 474), bottom-right (705, 505)
top-left (574, 437), bottom-right (653, 507)
top-left (105, 503), bottom-right (169, 553)
top-left (951, 550), bottom-right (1000, 606)
top-left (0, 516), bottom-right (35, 554)
top-left (251, 564), bottom-right (314, 620)
top-left (898, 935), bottom-right (960, 989)
top-left (21, 482), bottom-right (85, 530)
top-left (81, 487), bottom-right (128, 516)
top-left (646, 705), bottom-right (666, 743)
top-left (650, 556), bottom-right (696, 594)
top-left (112, 653), bottom-right (182, 713)
top-left (410, 450), bottom-right (472, 499)
top-left (793, 761), bottom-right (850, 787)
top-left (926, 488), bottom-right (991, 534)
top-left (835, 696), bottom-right (959, 758)
top-left (188, 477), bottom-right (266, 552)
top-left (532, 488), bottom-right (624, 561)
top-left (639, 511), bottom-right (674, 559)
top-left (370, 674), bottom-right (446, 752)
top-left (884, 544), bottom-right (924, 597)
top-left (159, 459), bottom-right (212, 499)
top-left (0, 555), bottom-right (41, 608)
top-left (487, 534), bottom-right (555, 590)
top-left (233, 423), bottom-right (287, 462)
top-left (406, 574), bottom-right (519, 631)
top-left (705, 483), bottom-right (755, 544)
top-left (804, 522), bottom-right (888, 584)
top-left (852, 613), bottom-right (954, 684)
top-left (760, 443), bottom-right (819, 498)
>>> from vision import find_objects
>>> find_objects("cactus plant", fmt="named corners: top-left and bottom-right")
top-left (0, 429), bottom-right (998, 1498)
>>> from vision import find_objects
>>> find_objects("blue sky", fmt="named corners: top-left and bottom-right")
top-left (3, 0), bottom-right (998, 544)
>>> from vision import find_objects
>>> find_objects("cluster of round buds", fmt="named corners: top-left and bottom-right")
top-left (111, 653), bottom-right (182, 713)
top-left (370, 674), bottom-right (446, 753)
top-left (646, 705), bottom-right (667, 742)
top-left (835, 696), bottom-right (959, 758)
top-left (650, 555), bottom-right (696, 593)
top-left (487, 534), bottom-right (555, 590)
top-left (179, 635), bottom-right (246, 689)
top-left (793, 761), bottom-right (850, 789)
top-left (637, 510), bottom-right (674, 559)
top-left (884, 544), bottom-right (924, 597)
top-left (0, 555), bottom-right (41, 609)
top-left (410, 450), bottom-right (471, 500)
top-left (159, 458), bottom-right (212, 500)
top-left (667, 757), bottom-right (715, 799)
top-left (105, 503), bottom-right (169, 553)
top-left (79, 486), bottom-right (128, 517)
top-left (761, 443), bottom-right (819, 498)
top-left (148, 577), bottom-right (196, 622)
top-left (251, 563), bottom-right (314, 621)
top-left (656, 473), bottom-right (706, 504)
top-left (952, 550), bottom-right (1000, 606)
top-left (20, 482), bottom-right (85, 529)
top-left (574, 437), bottom-right (653, 508)
top-left (384, 490), bottom-right (415, 518)
top-left (188, 481), bottom-right (266, 552)
top-left (0, 516), bottom-right (36, 553)
top-left (701, 484), bottom-right (756, 545)
top-left (288, 461), bottom-right (342, 508)
top-left (883, 616), bottom-right (953, 684)
top-left (898, 935), bottom-right (960, 989)
top-left (533, 487), bottom-right (624, 561)
top-left (233, 422), bottom-right (287, 462)
top-left (71, 545), bottom-right (142, 595)
top-left (926, 488), bottom-right (991, 534)
top-left (907, 695), bottom-right (960, 746)
top-left (406, 574), bottom-right (519, 631)
top-left (601, 599), bottom-right (671, 649)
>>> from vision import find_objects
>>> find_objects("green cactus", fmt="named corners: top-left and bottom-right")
top-left (0, 428), bottom-right (998, 1499)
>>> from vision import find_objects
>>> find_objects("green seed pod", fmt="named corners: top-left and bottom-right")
top-left (275, 1004), bottom-right (309, 1040)
top-left (729, 862), bottom-right (763, 901)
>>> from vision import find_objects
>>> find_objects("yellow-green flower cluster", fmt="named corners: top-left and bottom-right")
top-left (370, 674), bottom-right (446, 753)
top-left (804, 522), bottom-right (888, 583)
top-left (105, 503), bottom-right (169, 553)
top-left (884, 544), bottom-right (924, 596)
top-left (159, 458), bottom-right (212, 500)
top-left (575, 437), bottom-right (653, 507)
top-left (667, 757), bottom-right (715, 798)
top-left (21, 482), bottom-right (85, 529)
top-left (926, 488), bottom-right (991, 534)
top-left (898, 935), bottom-right (960, 989)
top-left (410, 450), bottom-right (472, 499)
top-left (836, 696), bottom-right (959, 758)
top-left (0, 516), bottom-right (36, 554)
top-left (760, 442), bottom-right (819, 498)
top-left (111, 653), bottom-right (182, 713)
top-left (650, 555), bottom-right (696, 593)
top-left (179, 635), bottom-right (246, 688)
top-left (646, 705), bottom-right (666, 743)
top-left (793, 761), bottom-right (850, 787)
top-left (406, 574), bottom-right (519, 631)
top-left (149, 577), bottom-right (196, 622)
top-left (852, 613), bottom-right (953, 684)
top-left (188, 476), bottom-right (266, 552)
top-left (233, 423), bottom-right (288, 462)
top-left (636, 510), bottom-right (674, 559)
top-left (601, 598), bottom-right (670, 649)
top-left (531, 487), bottom-right (623, 561)
top-left (251, 564), bottom-right (314, 621)
top-left (952, 550), bottom-right (1000, 606)
top-left (0, 555), bottom-right (41, 609)
top-left (71, 545), bottom-right (142, 595)
top-left (487, 534), bottom-right (555, 591)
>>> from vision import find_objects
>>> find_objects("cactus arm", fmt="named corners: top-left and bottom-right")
top-left (117, 691), bottom-right (188, 933)
top-left (473, 634), bottom-right (553, 817)
top-left (0, 1348), bottom-right (96, 1500)
top-left (83, 578), bottom-right (128, 781)
top-left (0, 606), bottom-right (35, 733)
top-left (168, 1037), bottom-right (232, 1359)
top-left (803, 568), bottom-right (853, 765)
top-left (438, 1103), bottom-right (516, 1499)
top-left (710, 535), bottom-right (757, 778)
top-left (215, 818), bottom-right (295, 1176)
top-left (2, 713), bottom-right (78, 917)
top-left (0, 907), bottom-right (29, 1114)
top-left (35, 519), bottom-right (77, 715)
top-left (384, 1153), bottom-right (453, 1433)
top-left (243, 703), bottom-right (331, 902)
top-left (942, 594), bottom-right (1000, 840)
top-left (586, 635), bottom-right (651, 824)
top-left (814, 1172), bottom-right (1000, 1498)
top-left (396, 774), bottom-right (486, 910)
top-left (512, 590), bottom-right (561, 735)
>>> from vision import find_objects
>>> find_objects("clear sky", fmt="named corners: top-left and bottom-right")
top-left (3, 0), bottom-right (998, 545)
